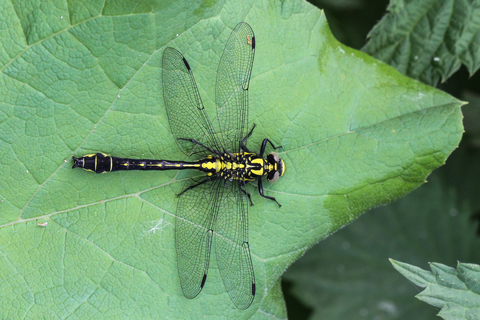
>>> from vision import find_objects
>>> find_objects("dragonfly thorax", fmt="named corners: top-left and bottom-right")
top-left (204, 152), bottom-right (285, 183)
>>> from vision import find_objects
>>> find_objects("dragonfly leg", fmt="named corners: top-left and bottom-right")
top-left (259, 138), bottom-right (283, 157)
top-left (178, 177), bottom-right (217, 197)
top-left (258, 179), bottom-right (281, 207)
top-left (240, 124), bottom-right (256, 152)
top-left (239, 183), bottom-right (254, 206)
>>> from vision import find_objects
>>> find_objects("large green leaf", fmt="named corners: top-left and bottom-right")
top-left (0, 0), bottom-right (463, 318)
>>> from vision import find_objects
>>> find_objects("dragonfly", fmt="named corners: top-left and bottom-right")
top-left (72, 22), bottom-right (285, 309)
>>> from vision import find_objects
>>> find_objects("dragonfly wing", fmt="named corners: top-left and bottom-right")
top-left (215, 180), bottom-right (255, 309)
top-left (175, 177), bottom-right (223, 299)
top-left (216, 22), bottom-right (255, 153)
top-left (162, 47), bottom-right (223, 156)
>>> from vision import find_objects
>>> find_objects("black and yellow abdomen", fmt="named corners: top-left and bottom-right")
top-left (72, 153), bottom-right (218, 174)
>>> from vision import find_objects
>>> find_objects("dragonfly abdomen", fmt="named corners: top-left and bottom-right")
top-left (72, 153), bottom-right (215, 174)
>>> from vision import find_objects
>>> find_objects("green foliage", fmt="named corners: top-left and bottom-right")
top-left (0, 0), bottom-right (463, 317)
top-left (363, 0), bottom-right (480, 86)
top-left (391, 260), bottom-right (480, 320)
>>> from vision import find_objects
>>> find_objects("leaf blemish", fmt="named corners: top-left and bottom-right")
top-left (146, 219), bottom-right (171, 235)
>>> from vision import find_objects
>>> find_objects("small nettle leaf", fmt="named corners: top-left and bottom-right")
top-left (363, 0), bottom-right (480, 86)
top-left (391, 260), bottom-right (480, 320)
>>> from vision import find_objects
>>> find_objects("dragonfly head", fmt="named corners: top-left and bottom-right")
top-left (266, 152), bottom-right (285, 183)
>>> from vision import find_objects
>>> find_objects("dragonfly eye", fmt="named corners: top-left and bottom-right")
top-left (267, 152), bottom-right (279, 163)
top-left (267, 171), bottom-right (279, 183)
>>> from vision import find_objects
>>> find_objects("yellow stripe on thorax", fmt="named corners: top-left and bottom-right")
top-left (249, 158), bottom-right (264, 176)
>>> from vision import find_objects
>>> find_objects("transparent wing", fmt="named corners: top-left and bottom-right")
top-left (215, 180), bottom-right (255, 309)
top-left (175, 177), bottom-right (223, 299)
top-left (216, 22), bottom-right (255, 153)
top-left (162, 47), bottom-right (223, 156)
